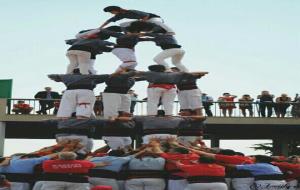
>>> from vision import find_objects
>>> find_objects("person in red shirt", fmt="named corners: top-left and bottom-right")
top-left (272, 160), bottom-right (300, 190)
top-left (34, 152), bottom-right (110, 190)
top-left (174, 156), bottom-right (227, 190)
top-left (218, 93), bottom-right (237, 117)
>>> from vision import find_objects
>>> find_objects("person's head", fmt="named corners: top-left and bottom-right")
top-left (45, 87), bottom-right (51, 92)
top-left (148, 65), bottom-right (166, 72)
top-left (0, 157), bottom-right (5, 164)
top-left (261, 91), bottom-right (270, 95)
top-left (253, 155), bottom-right (273, 163)
top-left (108, 149), bottom-right (126, 157)
top-left (242, 94), bottom-right (251, 99)
top-left (223, 93), bottom-right (230, 97)
top-left (288, 155), bottom-right (300, 164)
top-left (199, 156), bottom-right (216, 164)
top-left (72, 68), bottom-right (81, 74)
top-left (169, 147), bottom-right (189, 154)
top-left (156, 110), bottom-right (165, 117)
top-left (97, 32), bottom-right (110, 40)
top-left (58, 152), bottom-right (77, 160)
top-left (218, 149), bottom-right (237, 156)
top-left (105, 25), bottom-right (123, 33)
top-left (281, 93), bottom-right (288, 98)
top-left (171, 67), bottom-right (180, 72)
top-left (127, 21), bottom-right (153, 33)
top-left (17, 100), bottom-right (25, 104)
top-left (103, 6), bottom-right (122, 14)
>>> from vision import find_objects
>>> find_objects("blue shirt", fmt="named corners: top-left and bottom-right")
top-left (129, 157), bottom-right (165, 170)
top-left (0, 156), bottom-right (50, 174)
top-left (236, 163), bottom-right (283, 176)
top-left (90, 156), bottom-right (132, 172)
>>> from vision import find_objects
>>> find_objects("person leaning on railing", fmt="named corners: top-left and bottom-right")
top-left (274, 94), bottom-right (292, 118)
top-left (12, 100), bottom-right (33, 114)
top-left (238, 95), bottom-right (254, 117)
top-left (257, 91), bottom-right (274, 117)
top-left (218, 93), bottom-right (237, 117)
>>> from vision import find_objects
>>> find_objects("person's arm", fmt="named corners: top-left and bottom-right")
top-left (75, 29), bottom-right (101, 39)
top-left (48, 74), bottom-right (63, 82)
top-left (90, 74), bottom-right (110, 84)
top-left (93, 161), bottom-right (112, 167)
top-left (100, 28), bottom-right (124, 38)
top-left (100, 15), bottom-right (124, 29)
top-left (65, 39), bottom-right (78, 45)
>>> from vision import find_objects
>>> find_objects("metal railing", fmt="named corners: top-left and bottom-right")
top-left (5, 98), bottom-right (300, 118)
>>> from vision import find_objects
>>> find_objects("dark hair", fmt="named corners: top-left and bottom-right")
top-left (157, 110), bottom-right (165, 117)
top-left (98, 32), bottom-right (110, 40)
top-left (171, 67), bottom-right (180, 72)
top-left (128, 21), bottom-right (154, 32)
top-left (254, 155), bottom-right (273, 163)
top-left (20, 154), bottom-right (40, 159)
top-left (235, 152), bottom-right (245, 156)
top-left (199, 156), bottom-right (215, 164)
top-left (172, 147), bottom-right (189, 154)
top-left (0, 157), bottom-right (5, 163)
top-left (73, 68), bottom-right (81, 74)
top-left (108, 150), bottom-right (126, 157)
top-left (148, 65), bottom-right (166, 72)
top-left (218, 149), bottom-right (237, 156)
top-left (105, 26), bottom-right (123, 32)
top-left (103, 6), bottom-right (122, 12)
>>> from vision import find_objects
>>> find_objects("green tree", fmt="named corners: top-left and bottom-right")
top-left (251, 141), bottom-right (300, 155)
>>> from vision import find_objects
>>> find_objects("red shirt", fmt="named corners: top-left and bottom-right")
top-left (43, 160), bottom-right (96, 174)
top-left (160, 153), bottom-right (199, 176)
top-left (215, 154), bottom-right (254, 165)
top-left (272, 162), bottom-right (300, 179)
top-left (177, 163), bottom-right (225, 177)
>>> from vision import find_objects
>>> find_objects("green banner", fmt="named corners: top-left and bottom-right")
top-left (0, 79), bottom-right (13, 98)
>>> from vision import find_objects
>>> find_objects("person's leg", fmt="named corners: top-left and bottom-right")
top-left (77, 51), bottom-right (92, 74)
top-left (171, 48), bottom-right (189, 72)
top-left (89, 59), bottom-right (97, 74)
top-left (89, 177), bottom-right (120, 190)
top-left (228, 108), bottom-right (233, 117)
top-left (168, 179), bottom-right (188, 190)
top-left (231, 178), bottom-right (254, 190)
top-left (178, 90), bottom-right (189, 111)
top-left (130, 101), bottom-right (137, 113)
top-left (222, 109), bottom-right (227, 117)
top-left (67, 182), bottom-right (90, 190)
top-left (103, 93), bottom-right (121, 119)
top-left (248, 107), bottom-right (254, 117)
top-left (119, 94), bottom-right (131, 114)
top-left (38, 100), bottom-right (47, 114)
top-left (144, 178), bottom-right (165, 190)
top-left (153, 49), bottom-right (174, 70)
top-left (56, 90), bottom-right (77, 119)
top-left (45, 100), bottom-right (54, 112)
top-left (33, 181), bottom-right (44, 190)
top-left (188, 89), bottom-right (203, 116)
top-left (147, 88), bottom-right (162, 115)
top-left (241, 108), bottom-right (246, 117)
top-left (260, 104), bottom-right (266, 117)
top-left (125, 179), bottom-right (144, 190)
top-left (161, 88), bottom-right (177, 115)
top-left (76, 90), bottom-right (96, 118)
top-left (267, 104), bottom-right (273, 117)
top-left (39, 181), bottom-right (65, 190)
top-left (112, 48), bottom-right (137, 72)
top-left (9, 182), bottom-right (31, 190)
top-left (66, 51), bottom-right (79, 74)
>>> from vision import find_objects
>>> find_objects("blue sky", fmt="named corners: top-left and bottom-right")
top-left (1, 0), bottom-right (300, 155)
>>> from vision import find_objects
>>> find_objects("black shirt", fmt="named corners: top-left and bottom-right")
top-left (107, 10), bottom-right (160, 23)
top-left (104, 72), bottom-right (136, 94)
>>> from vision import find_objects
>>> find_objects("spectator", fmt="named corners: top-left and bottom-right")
top-left (53, 91), bottom-right (63, 115)
top-left (94, 94), bottom-right (104, 116)
top-left (275, 93), bottom-right (292, 118)
top-left (12, 100), bottom-right (33, 114)
top-left (0, 175), bottom-right (10, 190)
top-left (218, 93), bottom-right (237, 117)
top-left (291, 94), bottom-right (300, 118)
top-left (202, 93), bottom-right (213, 117)
top-left (128, 89), bottom-right (138, 114)
top-left (257, 91), bottom-right (274, 117)
top-left (238, 94), bottom-right (254, 117)
top-left (34, 87), bottom-right (60, 115)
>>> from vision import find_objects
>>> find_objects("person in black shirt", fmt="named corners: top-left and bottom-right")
top-left (34, 87), bottom-right (60, 115)
top-left (171, 67), bottom-right (208, 116)
top-left (65, 28), bottom-right (115, 75)
top-left (127, 21), bottom-right (188, 72)
top-left (100, 6), bottom-right (160, 29)
top-left (257, 91), bottom-right (274, 117)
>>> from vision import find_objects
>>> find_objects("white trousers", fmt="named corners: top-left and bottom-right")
top-left (168, 179), bottom-right (188, 190)
top-left (112, 48), bottom-right (137, 71)
top-left (231, 177), bottom-right (254, 190)
top-left (66, 50), bottom-right (93, 74)
top-left (153, 48), bottom-right (188, 72)
top-left (34, 181), bottom-right (89, 190)
top-left (89, 177), bottom-right (120, 190)
top-left (185, 182), bottom-right (228, 190)
top-left (102, 136), bottom-right (132, 150)
top-left (147, 87), bottom-right (177, 115)
top-left (125, 178), bottom-right (165, 190)
top-left (9, 182), bottom-right (30, 190)
top-left (103, 93), bottom-right (131, 119)
top-left (178, 89), bottom-right (202, 110)
top-left (287, 179), bottom-right (299, 190)
top-left (143, 134), bottom-right (177, 144)
top-left (255, 180), bottom-right (287, 190)
top-left (57, 89), bottom-right (96, 118)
